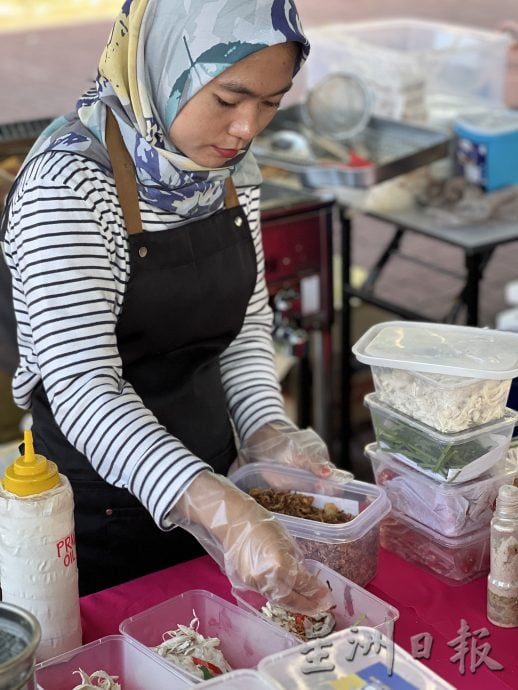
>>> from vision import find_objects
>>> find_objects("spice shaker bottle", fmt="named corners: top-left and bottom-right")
top-left (487, 483), bottom-right (518, 628)
top-left (0, 430), bottom-right (82, 661)
top-left (0, 602), bottom-right (41, 690)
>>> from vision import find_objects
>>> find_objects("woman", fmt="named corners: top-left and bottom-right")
top-left (1, 0), bottom-right (333, 611)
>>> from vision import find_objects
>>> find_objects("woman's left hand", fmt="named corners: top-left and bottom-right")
top-left (235, 421), bottom-right (335, 477)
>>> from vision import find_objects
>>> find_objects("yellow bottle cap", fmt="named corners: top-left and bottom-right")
top-left (2, 430), bottom-right (60, 496)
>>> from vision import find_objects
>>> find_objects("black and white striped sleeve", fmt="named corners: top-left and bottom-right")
top-left (219, 184), bottom-right (292, 441)
top-left (3, 153), bottom-right (209, 528)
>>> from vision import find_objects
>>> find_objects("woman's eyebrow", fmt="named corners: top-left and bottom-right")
top-left (218, 80), bottom-right (293, 97)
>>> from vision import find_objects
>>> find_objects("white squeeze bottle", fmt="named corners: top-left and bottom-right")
top-left (0, 429), bottom-right (82, 662)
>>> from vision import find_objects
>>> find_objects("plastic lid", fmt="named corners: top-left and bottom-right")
top-left (2, 430), bottom-right (60, 496)
top-left (352, 321), bottom-right (518, 379)
top-left (455, 108), bottom-right (518, 135)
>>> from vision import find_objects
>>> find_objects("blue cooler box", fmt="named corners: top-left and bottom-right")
top-left (454, 109), bottom-right (518, 191)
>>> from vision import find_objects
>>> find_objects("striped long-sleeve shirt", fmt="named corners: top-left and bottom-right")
top-left (2, 150), bottom-right (290, 527)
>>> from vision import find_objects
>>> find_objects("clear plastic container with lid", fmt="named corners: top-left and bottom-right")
top-left (258, 626), bottom-right (456, 689)
top-left (232, 558), bottom-right (399, 641)
top-left (191, 669), bottom-right (277, 689)
top-left (365, 442), bottom-right (518, 536)
top-left (353, 321), bottom-right (518, 433)
top-left (365, 393), bottom-right (518, 483)
top-left (381, 511), bottom-right (491, 584)
top-left (229, 463), bottom-right (391, 586)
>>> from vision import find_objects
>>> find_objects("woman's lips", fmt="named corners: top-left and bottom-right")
top-left (213, 146), bottom-right (239, 159)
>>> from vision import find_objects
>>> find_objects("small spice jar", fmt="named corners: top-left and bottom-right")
top-left (487, 484), bottom-right (518, 627)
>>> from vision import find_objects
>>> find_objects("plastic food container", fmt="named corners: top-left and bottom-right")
top-left (35, 635), bottom-right (190, 690)
top-left (381, 511), bottom-right (491, 584)
top-left (193, 669), bottom-right (277, 689)
top-left (229, 463), bottom-right (391, 586)
top-left (302, 19), bottom-right (511, 122)
top-left (366, 442), bottom-right (518, 536)
top-left (119, 589), bottom-right (296, 683)
top-left (353, 320), bottom-right (518, 433)
top-left (258, 626), bottom-right (456, 690)
top-left (232, 558), bottom-right (399, 641)
top-left (365, 393), bottom-right (517, 483)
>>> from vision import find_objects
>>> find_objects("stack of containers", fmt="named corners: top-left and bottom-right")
top-left (352, 321), bottom-right (518, 584)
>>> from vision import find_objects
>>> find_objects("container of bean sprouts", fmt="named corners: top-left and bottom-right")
top-left (34, 635), bottom-right (190, 690)
top-left (118, 590), bottom-right (296, 683)
top-left (366, 393), bottom-right (518, 483)
top-left (352, 321), bottom-right (518, 433)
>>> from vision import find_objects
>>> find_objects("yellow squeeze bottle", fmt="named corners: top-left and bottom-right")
top-left (2, 429), bottom-right (60, 496)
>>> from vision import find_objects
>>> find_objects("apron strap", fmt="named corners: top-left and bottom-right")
top-left (223, 176), bottom-right (240, 209)
top-left (105, 109), bottom-right (143, 235)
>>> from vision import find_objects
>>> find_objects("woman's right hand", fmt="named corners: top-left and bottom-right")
top-left (170, 470), bottom-right (332, 615)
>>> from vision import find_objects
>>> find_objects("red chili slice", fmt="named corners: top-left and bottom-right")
top-left (191, 656), bottom-right (224, 676)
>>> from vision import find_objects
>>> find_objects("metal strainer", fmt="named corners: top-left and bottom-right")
top-left (302, 72), bottom-right (372, 142)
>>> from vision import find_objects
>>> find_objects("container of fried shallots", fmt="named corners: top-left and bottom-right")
top-left (232, 558), bottom-right (399, 644)
top-left (229, 463), bottom-right (391, 586)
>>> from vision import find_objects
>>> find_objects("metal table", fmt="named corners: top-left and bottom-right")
top-left (336, 192), bottom-right (518, 467)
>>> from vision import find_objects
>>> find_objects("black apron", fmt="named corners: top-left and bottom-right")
top-left (31, 110), bottom-right (258, 595)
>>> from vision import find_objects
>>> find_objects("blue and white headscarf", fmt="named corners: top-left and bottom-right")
top-left (26, 0), bottom-right (310, 218)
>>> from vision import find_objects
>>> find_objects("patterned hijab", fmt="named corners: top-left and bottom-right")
top-left (26, 0), bottom-right (310, 218)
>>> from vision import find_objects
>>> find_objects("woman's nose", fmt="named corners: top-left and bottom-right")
top-left (228, 107), bottom-right (259, 140)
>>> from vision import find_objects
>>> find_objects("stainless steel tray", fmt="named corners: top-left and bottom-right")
top-left (254, 105), bottom-right (452, 189)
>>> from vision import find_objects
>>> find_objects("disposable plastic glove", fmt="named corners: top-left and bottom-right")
top-left (169, 470), bottom-right (333, 615)
top-left (236, 421), bottom-right (337, 478)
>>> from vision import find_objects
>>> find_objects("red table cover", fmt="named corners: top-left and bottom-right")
top-left (80, 549), bottom-right (517, 689)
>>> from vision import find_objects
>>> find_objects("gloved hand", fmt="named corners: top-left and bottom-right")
top-left (169, 470), bottom-right (333, 615)
top-left (236, 421), bottom-right (336, 478)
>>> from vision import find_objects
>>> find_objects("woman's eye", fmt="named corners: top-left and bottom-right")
top-left (215, 96), bottom-right (235, 108)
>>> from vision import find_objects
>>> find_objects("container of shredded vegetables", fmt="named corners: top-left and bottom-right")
top-left (353, 321), bottom-right (518, 433)
top-left (34, 635), bottom-right (190, 690)
top-left (366, 442), bottom-right (518, 536)
top-left (118, 589), bottom-right (296, 683)
top-left (366, 393), bottom-right (518, 483)
top-left (232, 558), bottom-right (399, 642)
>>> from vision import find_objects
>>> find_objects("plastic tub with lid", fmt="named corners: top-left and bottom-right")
top-left (365, 393), bottom-right (517, 483)
top-left (232, 558), bottom-right (399, 642)
top-left (119, 589), bottom-right (296, 683)
top-left (229, 463), bottom-right (391, 586)
top-left (365, 442), bottom-right (518, 536)
top-left (454, 107), bottom-right (518, 191)
top-left (381, 511), bottom-right (491, 584)
top-left (353, 320), bottom-right (518, 433)
top-left (190, 669), bottom-right (277, 689)
top-left (257, 625), bottom-right (456, 690)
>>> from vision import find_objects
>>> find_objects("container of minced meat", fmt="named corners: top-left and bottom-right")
top-left (258, 626), bottom-right (456, 690)
top-left (232, 558), bottom-right (399, 642)
top-left (366, 442), bottom-right (518, 536)
top-left (119, 589), bottom-right (296, 683)
top-left (229, 463), bottom-right (391, 586)
top-left (381, 511), bottom-right (491, 584)
top-left (35, 635), bottom-right (191, 690)
top-left (365, 393), bottom-right (518, 483)
top-left (352, 320), bottom-right (518, 434)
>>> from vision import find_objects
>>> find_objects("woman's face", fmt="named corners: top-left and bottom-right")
top-left (169, 42), bottom-right (298, 167)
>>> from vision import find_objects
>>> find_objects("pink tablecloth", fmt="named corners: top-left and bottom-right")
top-left (80, 549), bottom-right (517, 689)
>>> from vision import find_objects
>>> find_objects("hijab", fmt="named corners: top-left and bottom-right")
top-left (24, 0), bottom-right (310, 218)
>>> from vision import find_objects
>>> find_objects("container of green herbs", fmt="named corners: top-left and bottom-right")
top-left (365, 393), bottom-right (518, 483)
